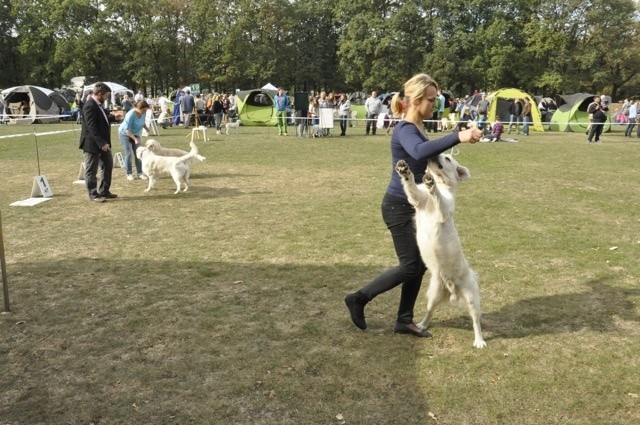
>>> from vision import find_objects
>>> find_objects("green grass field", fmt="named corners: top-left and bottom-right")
top-left (0, 122), bottom-right (639, 424)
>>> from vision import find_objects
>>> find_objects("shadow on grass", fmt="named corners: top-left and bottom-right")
top-left (1, 258), bottom-right (432, 424)
top-left (435, 276), bottom-right (640, 340)
top-left (114, 186), bottom-right (268, 201)
top-left (188, 172), bottom-right (261, 180)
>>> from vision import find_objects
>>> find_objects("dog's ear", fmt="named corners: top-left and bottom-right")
top-left (456, 165), bottom-right (470, 181)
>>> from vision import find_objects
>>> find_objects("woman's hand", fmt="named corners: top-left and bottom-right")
top-left (459, 127), bottom-right (483, 144)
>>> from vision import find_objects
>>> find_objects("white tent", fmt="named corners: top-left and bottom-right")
top-left (83, 82), bottom-right (133, 108)
top-left (262, 82), bottom-right (278, 91)
top-left (1, 85), bottom-right (70, 124)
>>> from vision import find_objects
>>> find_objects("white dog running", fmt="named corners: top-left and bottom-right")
top-left (395, 155), bottom-right (486, 348)
top-left (136, 141), bottom-right (200, 194)
top-left (145, 139), bottom-right (205, 166)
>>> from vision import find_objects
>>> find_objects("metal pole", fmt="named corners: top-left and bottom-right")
top-left (34, 127), bottom-right (41, 176)
top-left (0, 210), bottom-right (10, 312)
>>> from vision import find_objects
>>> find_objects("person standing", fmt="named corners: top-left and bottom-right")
top-left (221, 93), bottom-right (231, 124)
top-left (344, 73), bottom-right (482, 337)
top-left (436, 90), bottom-right (446, 131)
top-left (365, 91), bottom-right (382, 135)
top-left (448, 96), bottom-right (458, 124)
top-left (521, 98), bottom-right (531, 136)
top-left (212, 94), bottom-right (224, 134)
top-left (228, 93), bottom-right (237, 120)
top-left (508, 98), bottom-right (522, 134)
top-left (338, 95), bottom-right (351, 136)
top-left (195, 94), bottom-right (206, 125)
top-left (181, 89), bottom-right (195, 129)
top-left (158, 93), bottom-right (169, 113)
top-left (308, 96), bottom-right (319, 138)
top-left (118, 100), bottom-right (150, 181)
top-left (274, 87), bottom-right (289, 136)
top-left (121, 95), bottom-right (133, 113)
top-left (587, 96), bottom-right (608, 143)
top-left (172, 90), bottom-right (184, 126)
top-left (476, 94), bottom-right (490, 130)
top-left (624, 100), bottom-right (637, 138)
top-left (78, 82), bottom-right (116, 203)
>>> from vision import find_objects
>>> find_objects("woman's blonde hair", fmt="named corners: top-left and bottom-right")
top-left (390, 73), bottom-right (438, 117)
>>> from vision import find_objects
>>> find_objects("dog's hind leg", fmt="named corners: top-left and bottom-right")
top-left (460, 272), bottom-right (486, 348)
top-left (183, 170), bottom-right (190, 192)
top-left (417, 273), bottom-right (447, 331)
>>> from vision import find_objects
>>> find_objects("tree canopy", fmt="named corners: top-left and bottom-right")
top-left (2, 0), bottom-right (639, 99)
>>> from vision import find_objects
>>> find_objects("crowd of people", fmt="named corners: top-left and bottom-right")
top-left (74, 88), bottom-right (238, 133)
top-left (71, 83), bottom-right (627, 145)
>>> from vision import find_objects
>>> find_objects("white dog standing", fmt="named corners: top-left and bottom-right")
top-left (225, 119), bottom-right (241, 135)
top-left (395, 154), bottom-right (486, 348)
top-left (145, 139), bottom-right (205, 166)
top-left (136, 141), bottom-right (200, 194)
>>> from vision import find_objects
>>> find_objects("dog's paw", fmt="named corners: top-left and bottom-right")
top-left (423, 171), bottom-right (434, 188)
top-left (473, 339), bottom-right (487, 349)
top-left (416, 320), bottom-right (428, 331)
top-left (395, 160), bottom-right (411, 180)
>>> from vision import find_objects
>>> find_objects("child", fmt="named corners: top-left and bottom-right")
top-left (481, 117), bottom-right (504, 142)
top-left (158, 108), bottom-right (172, 129)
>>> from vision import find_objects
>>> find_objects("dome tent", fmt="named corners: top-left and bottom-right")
top-left (486, 88), bottom-right (544, 132)
top-left (235, 88), bottom-right (278, 126)
top-left (548, 93), bottom-right (611, 133)
top-left (1, 85), bottom-right (70, 124)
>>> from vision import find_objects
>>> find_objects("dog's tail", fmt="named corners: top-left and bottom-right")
top-left (176, 141), bottom-right (199, 165)
top-left (440, 272), bottom-right (461, 305)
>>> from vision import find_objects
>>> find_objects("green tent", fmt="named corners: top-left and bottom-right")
top-left (549, 93), bottom-right (611, 133)
top-left (235, 88), bottom-right (277, 126)
top-left (487, 88), bottom-right (544, 132)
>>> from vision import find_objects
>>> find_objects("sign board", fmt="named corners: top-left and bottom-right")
top-left (31, 175), bottom-right (53, 198)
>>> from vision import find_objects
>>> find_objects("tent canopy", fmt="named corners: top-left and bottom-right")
top-left (549, 93), bottom-right (611, 133)
top-left (83, 82), bottom-right (133, 107)
top-left (487, 88), bottom-right (544, 132)
top-left (1, 85), bottom-right (70, 124)
top-left (261, 83), bottom-right (278, 91)
top-left (235, 88), bottom-right (277, 126)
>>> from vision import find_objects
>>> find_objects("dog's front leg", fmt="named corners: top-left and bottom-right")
top-left (395, 160), bottom-right (423, 206)
top-left (423, 172), bottom-right (448, 222)
top-left (144, 176), bottom-right (155, 193)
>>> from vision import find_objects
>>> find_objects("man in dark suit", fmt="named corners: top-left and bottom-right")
top-left (79, 82), bottom-right (117, 202)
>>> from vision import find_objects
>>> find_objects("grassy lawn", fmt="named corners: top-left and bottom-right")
top-left (0, 122), bottom-right (639, 424)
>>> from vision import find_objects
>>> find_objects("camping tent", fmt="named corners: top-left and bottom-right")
top-left (235, 88), bottom-right (277, 126)
top-left (487, 88), bottom-right (544, 132)
top-left (83, 82), bottom-right (133, 108)
top-left (1, 85), bottom-right (70, 124)
top-left (548, 93), bottom-right (611, 133)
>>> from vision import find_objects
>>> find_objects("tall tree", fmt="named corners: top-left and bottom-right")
top-left (0, 0), bottom-right (21, 88)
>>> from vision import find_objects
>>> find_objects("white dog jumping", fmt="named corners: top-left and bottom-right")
top-left (136, 141), bottom-right (200, 194)
top-left (395, 155), bottom-right (486, 348)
